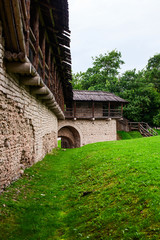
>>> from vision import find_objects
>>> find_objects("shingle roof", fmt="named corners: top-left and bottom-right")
top-left (73, 90), bottom-right (128, 103)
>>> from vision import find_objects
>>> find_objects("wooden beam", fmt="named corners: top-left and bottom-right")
top-left (6, 62), bottom-right (36, 76)
top-left (42, 32), bottom-right (45, 80)
top-left (47, 48), bottom-right (51, 88)
top-left (108, 102), bottom-right (111, 117)
top-left (33, 9), bottom-right (39, 70)
top-left (0, 1), bottom-right (10, 48)
top-left (31, 86), bottom-right (48, 95)
top-left (25, 0), bottom-right (30, 57)
top-left (21, 76), bottom-right (42, 86)
top-left (5, 51), bottom-right (26, 62)
top-left (38, 92), bottom-right (53, 100)
top-left (12, 0), bottom-right (26, 54)
top-left (121, 103), bottom-right (123, 116)
top-left (74, 101), bottom-right (76, 118)
top-left (3, 0), bottom-right (19, 51)
top-left (92, 101), bottom-right (95, 118)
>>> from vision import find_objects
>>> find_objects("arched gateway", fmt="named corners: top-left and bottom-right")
top-left (58, 125), bottom-right (81, 148)
top-left (59, 90), bottom-right (128, 148)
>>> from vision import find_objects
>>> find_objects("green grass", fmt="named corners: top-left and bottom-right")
top-left (58, 139), bottom-right (61, 148)
top-left (118, 131), bottom-right (143, 140)
top-left (155, 129), bottom-right (160, 135)
top-left (0, 136), bottom-right (160, 239)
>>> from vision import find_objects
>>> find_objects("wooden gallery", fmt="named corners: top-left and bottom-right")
top-left (0, 0), bottom-right (127, 191)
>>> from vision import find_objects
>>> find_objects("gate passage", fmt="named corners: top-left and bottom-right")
top-left (58, 126), bottom-right (81, 148)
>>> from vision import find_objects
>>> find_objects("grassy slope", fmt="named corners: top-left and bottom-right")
top-left (118, 131), bottom-right (143, 140)
top-left (0, 136), bottom-right (160, 240)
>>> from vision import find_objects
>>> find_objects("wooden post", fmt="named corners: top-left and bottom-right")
top-left (50, 59), bottom-right (54, 93)
top-left (108, 102), bottom-right (111, 117)
top-left (33, 9), bottom-right (39, 70)
top-left (121, 103), bottom-right (123, 116)
top-left (0, 1), bottom-right (11, 48)
top-left (26, 0), bottom-right (30, 56)
top-left (3, 0), bottom-right (19, 51)
top-left (54, 69), bottom-right (57, 100)
top-left (12, 0), bottom-right (27, 53)
top-left (92, 101), bottom-right (95, 118)
top-left (42, 32), bottom-right (45, 80)
top-left (48, 49), bottom-right (51, 88)
top-left (74, 101), bottom-right (76, 119)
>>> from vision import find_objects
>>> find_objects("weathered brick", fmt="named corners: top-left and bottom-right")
top-left (0, 28), bottom-right (58, 191)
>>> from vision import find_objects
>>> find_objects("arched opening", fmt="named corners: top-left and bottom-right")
top-left (58, 126), bottom-right (81, 148)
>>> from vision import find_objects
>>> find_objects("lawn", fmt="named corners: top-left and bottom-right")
top-left (0, 136), bottom-right (160, 240)
top-left (118, 131), bottom-right (143, 140)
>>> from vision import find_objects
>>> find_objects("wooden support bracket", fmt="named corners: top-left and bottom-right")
top-left (21, 76), bottom-right (42, 86)
top-left (31, 86), bottom-right (48, 95)
top-left (6, 62), bottom-right (37, 76)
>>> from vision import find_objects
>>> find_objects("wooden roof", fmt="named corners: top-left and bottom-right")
top-left (73, 90), bottom-right (128, 103)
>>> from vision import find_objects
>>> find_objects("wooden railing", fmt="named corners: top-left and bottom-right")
top-left (64, 108), bottom-right (122, 119)
top-left (128, 122), bottom-right (158, 137)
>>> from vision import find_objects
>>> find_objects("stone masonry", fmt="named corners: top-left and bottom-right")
top-left (59, 119), bottom-right (117, 147)
top-left (0, 26), bottom-right (58, 191)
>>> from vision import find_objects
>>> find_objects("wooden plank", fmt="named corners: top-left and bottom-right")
top-left (41, 32), bottom-right (45, 80)
top-left (3, 0), bottom-right (19, 52)
top-left (74, 101), bottom-right (76, 118)
top-left (92, 101), bottom-right (95, 118)
top-left (108, 102), bottom-right (111, 117)
top-left (33, 9), bottom-right (39, 70)
top-left (121, 103), bottom-right (123, 116)
top-left (25, 0), bottom-right (30, 57)
top-left (0, 1), bottom-right (10, 48)
top-left (11, 0), bottom-right (26, 53)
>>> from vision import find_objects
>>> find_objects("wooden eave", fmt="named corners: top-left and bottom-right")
top-left (38, 0), bottom-right (72, 101)
top-left (73, 90), bottom-right (128, 104)
top-left (0, 0), bottom-right (73, 112)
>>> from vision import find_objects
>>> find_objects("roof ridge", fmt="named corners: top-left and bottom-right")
top-left (73, 89), bottom-right (110, 93)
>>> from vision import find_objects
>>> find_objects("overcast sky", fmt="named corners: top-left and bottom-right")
top-left (68, 0), bottom-right (160, 74)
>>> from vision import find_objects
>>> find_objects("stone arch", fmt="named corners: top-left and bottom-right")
top-left (58, 125), bottom-right (81, 148)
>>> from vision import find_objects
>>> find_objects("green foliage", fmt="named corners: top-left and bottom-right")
top-left (71, 72), bottom-right (84, 90)
top-left (146, 54), bottom-right (160, 93)
top-left (72, 52), bottom-right (160, 126)
top-left (153, 112), bottom-right (160, 126)
top-left (155, 129), bottom-right (160, 135)
top-left (72, 50), bottom-right (124, 92)
top-left (119, 69), bottom-right (160, 124)
top-left (0, 137), bottom-right (160, 239)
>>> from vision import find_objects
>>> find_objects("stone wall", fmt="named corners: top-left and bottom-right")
top-left (59, 119), bottom-right (117, 147)
top-left (117, 119), bottom-right (129, 132)
top-left (0, 26), bottom-right (58, 191)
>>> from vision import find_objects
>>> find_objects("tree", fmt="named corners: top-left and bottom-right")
top-left (72, 50), bottom-right (124, 92)
top-left (153, 112), bottom-right (160, 127)
top-left (72, 51), bottom-right (160, 126)
top-left (145, 54), bottom-right (160, 93)
top-left (119, 68), bottom-right (160, 125)
top-left (71, 72), bottom-right (83, 90)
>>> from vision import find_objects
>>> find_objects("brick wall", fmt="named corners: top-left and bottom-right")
top-left (0, 25), bottom-right (58, 191)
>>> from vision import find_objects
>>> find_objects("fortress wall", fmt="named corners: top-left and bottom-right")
top-left (0, 26), bottom-right (57, 191)
top-left (59, 119), bottom-right (117, 147)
